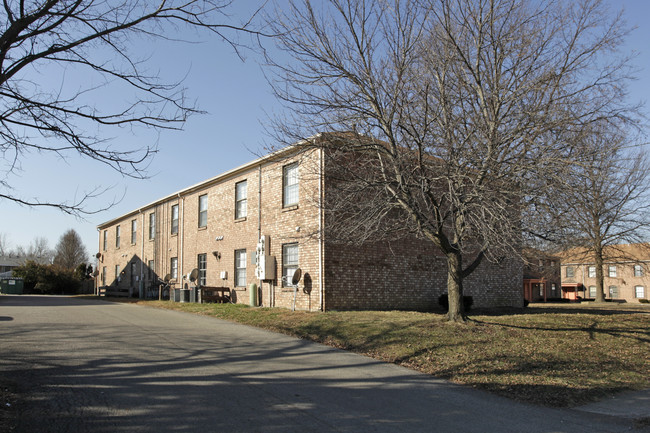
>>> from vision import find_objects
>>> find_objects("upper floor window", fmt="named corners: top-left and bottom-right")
top-left (171, 204), bottom-right (179, 235)
top-left (115, 225), bottom-right (121, 248)
top-left (283, 163), bottom-right (299, 207)
top-left (588, 266), bottom-right (596, 278)
top-left (198, 194), bottom-right (208, 228)
top-left (608, 265), bottom-right (617, 278)
top-left (234, 249), bottom-right (247, 287)
top-left (235, 180), bottom-right (248, 219)
top-left (103, 230), bottom-right (107, 251)
top-left (131, 219), bottom-right (137, 245)
top-left (634, 264), bottom-right (643, 277)
top-left (565, 266), bottom-right (574, 278)
top-left (149, 212), bottom-right (156, 240)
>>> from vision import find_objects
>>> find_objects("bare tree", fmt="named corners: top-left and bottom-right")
top-left (0, 232), bottom-right (10, 255)
top-left (0, 0), bottom-right (263, 215)
top-left (53, 229), bottom-right (88, 269)
top-left (555, 125), bottom-right (650, 302)
top-left (15, 236), bottom-right (54, 262)
top-left (265, 0), bottom-right (637, 321)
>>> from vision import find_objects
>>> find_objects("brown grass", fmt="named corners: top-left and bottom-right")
top-left (93, 298), bottom-right (650, 407)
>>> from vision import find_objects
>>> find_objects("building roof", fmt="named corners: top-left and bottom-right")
top-left (558, 243), bottom-right (650, 265)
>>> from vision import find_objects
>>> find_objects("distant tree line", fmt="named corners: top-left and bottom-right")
top-left (3, 229), bottom-right (92, 294)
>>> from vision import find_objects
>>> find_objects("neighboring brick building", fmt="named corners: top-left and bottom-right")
top-left (522, 249), bottom-right (561, 303)
top-left (559, 243), bottom-right (650, 303)
top-left (97, 136), bottom-right (523, 311)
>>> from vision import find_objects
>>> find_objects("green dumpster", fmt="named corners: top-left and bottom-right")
top-left (0, 278), bottom-right (24, 295)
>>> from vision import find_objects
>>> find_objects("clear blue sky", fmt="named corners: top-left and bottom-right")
top-left (2, 0), bottom-right (650, 259)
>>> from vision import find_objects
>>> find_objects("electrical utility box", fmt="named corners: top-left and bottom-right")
top-left (255, 235), bottom-right (277, 280)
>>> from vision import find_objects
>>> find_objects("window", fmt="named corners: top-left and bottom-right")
top-left (197, 253), bottom-right (207, 286)
top-left (283, 163), bottom-right (299, 207)
top-left (115, 265), bottom-right (121, 283)
top-left (609, 285), bottom-right (618, 298)
top-left (551, 283), bottom-right (556, 293)
top-left (170, 257), bottom-right (178, 280)
top-left (171, 204), bottom-right (179, 235)
top-left (588, 266), bottom-right (596, 278)
top-left (115, 225), bottom-right (121, 248)
top-left (282, 243), bottom-right (299, 286)
top-left (198, 194), bottom-right (208, 228)
top-left (131, 219), bottom-right (137, 245)
top-left (539, 284), bottom-right (544, 296)
top-left (130, 262), bottom-right (137, 287)
top-left (148, 260), bottom-right (155, 281)
top-left (589, 286), bottom-right (596, 298)
top-left (550, 260), bottom-right (556, 267)
top-left (234, 249), bottom-right (247, 287)
top-left (149, 212), bottom-right (156, 240)
top-left (634, 264), bottom-right (643, 277)
top-left (635, 286), bottom-right (645, 298)
top-left (608, 265), bottom-right (617, 278)
top-left (565, 266), bottom-right (574, 278)
top-left (103, 230), bottom-right (107, 251)
top-left (102, 266), bottom-right (107, 286)
top-left (235, 180), bottom-right (247, 219)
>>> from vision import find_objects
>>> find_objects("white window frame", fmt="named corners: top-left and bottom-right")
top-left (588, 266), bottom-right (596, 278)
top-left (115, 265), bottom-right (121, 283)
top-left (115, 225), bottom-right (121, 248)
top-left (198, 253), bottom-right (207, 286)
top-left (103, 230), bottom-right (107, 251)
top-left (198, 194), bottom-right (208, 228)
top-left (635, 285), bottom-right (645, 299)
top-left (235, 180), bottom-right (248, 219)
top-left (634, 264), bottom-right (643, 277)
top-left (131, 219), bottom-right (137, 245)
top-left (171, 257), bottom-right (178, 280)
top-left (283, 163), bottom-right (299, 207)
top-left (102, 266), bottom-right (107, 286)
top-left (608, 265), bottom-right (617, 278)
top-left (589, 286), bottom-right (596, 298)
top-left (565, 266), bottom-right (574, 278)
top-left (234, 249), bottom-right (247, 287)
top-left (149, 212), bottom-right (156, 240)
top-left (148, 260), bottom-right (155, 281)
top-left (282, 243), bottom-right (299, 287)
top-left (171, 204), bottom-right (179, 235)
top-left (609, 285), bottom-right (618, 298)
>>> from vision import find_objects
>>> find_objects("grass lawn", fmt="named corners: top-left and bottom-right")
top-left (95, 298), bottom-right (649, 407)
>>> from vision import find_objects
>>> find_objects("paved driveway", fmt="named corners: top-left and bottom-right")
top-left (0, 295), bottom-right (642, 432)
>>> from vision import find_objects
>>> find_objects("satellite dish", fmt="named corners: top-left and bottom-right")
top-left (163, 274), bottom-right (172, 283)
top-left (92, 269), bottom-right (100, 277)
top-left (95, 252), bottom-right (102, 259)
top-left (291, 268), bottom-right (302, 286)
top-left (189, 268), bottom-right (199, 282)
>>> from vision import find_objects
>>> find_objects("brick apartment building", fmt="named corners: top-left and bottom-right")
top-left (522, 249), bottom-right (561, 303)
top-left (97, 136), bottom-right (523, 311)
top-left (559, 243), bottom-right (650, 303)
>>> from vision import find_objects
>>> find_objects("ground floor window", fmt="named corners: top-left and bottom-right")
top-left (102, 266), bottom-right (106, 286)
top-left (635, 286), bottom-right (645, 299)
top-left (608, 285), bottom-right (618, 299)
top-left (282, 243), bottom-right (299, 287)
top-left (130, 262), bottom-right (137, 287)
top-left (198, 253), bottom-right (207, 286)
top-left (589, 286), bottom-right (596, 298)
top-left (235, 249), bottom-right (247, 287)
top-left (171, 257), bottom-right (178, 280)
top-left (115, 265), bottom-right (121, 283)
top-left (148, 260), bottom-right (155, 282)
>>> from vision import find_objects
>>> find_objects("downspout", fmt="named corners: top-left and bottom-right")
top-left (139, 209), bottom-right (144, 297)
top-left (319, 146), bottom-right (324, 312)
top-left (96, 228), bottom-right (101, 296)
top-left (179, 193), bottom-right (184, 284)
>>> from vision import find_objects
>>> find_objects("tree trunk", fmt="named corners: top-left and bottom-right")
top-left (446, 251), bottom-right (465, 322)
top-left (595, 249), bottom-right (605, 303)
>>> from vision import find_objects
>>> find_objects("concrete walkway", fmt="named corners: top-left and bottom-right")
top-left (0, 295), bottom-right (647, 432)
